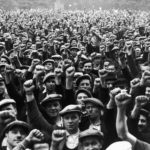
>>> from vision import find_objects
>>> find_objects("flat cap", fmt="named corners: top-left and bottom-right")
top-left (83, 98), bottom-right (104, 108)
top-left (79, 129), bottom-right (104, 141)
top-left (75, 88), bottom-right (92, 99)
top-left (43, 72), bottom-right (55, 83)
top-left (51, 55), bottom-right (62, 60)
top-left (0, 99), bottom-right (16, 109)
top-left (40, 94), bottom-right (62, 106)
top-left (43, 59), bottom-right (54, 66)
top-left (59, 105), bottom-right (82, 116)
top-left (106, 141), bottom-right (132, 150)
top-left (4, 120), bottom-right (30, 134)
top-left (76, 74), bottom-right (91, 87)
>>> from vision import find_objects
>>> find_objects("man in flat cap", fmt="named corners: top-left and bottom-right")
top-left (50, 104), bottom-right (82, 150)
top-left (1, 120), bottom-right (44, 150)
top-left (79, 129), bottom-right (104, 150)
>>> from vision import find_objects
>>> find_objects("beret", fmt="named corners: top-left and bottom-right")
top-left (83, 98), bottom-right (104, 108)
top-left (40, 94), bottom-right (62, 106)
top-left (4, 121), bottom-right (30, 134)
top-left (79, 129), bottom-right (104, 141)
top-left (59, 105), bottom-right (82, 116)
top-left (43, 72), bottom-right (55, 83)
top-left (76, 74), bottom-right (91, 87)
top-left (106, 141), bottom-right (132, 150)
top-left (43, 59), bottom-right (54, 66)
top-left (0, 99), bottom-right (16, 109)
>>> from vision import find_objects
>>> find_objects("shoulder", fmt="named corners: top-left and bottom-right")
top-left (133, 139), bottom-right (150, 150)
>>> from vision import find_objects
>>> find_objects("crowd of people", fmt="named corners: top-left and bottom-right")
top-left (0, 8), bottom-right (150, 150)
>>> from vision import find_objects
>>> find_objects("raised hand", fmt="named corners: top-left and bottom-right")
top-left (52, 130), bottom-right (66, 144)
top-left (26, 129), bottom-right (44, 142)
top-left (66, 66), bottom-right (75, 78)
top-left (24, 79), bottom-right (35, 94)
top-left (135, 95), bottom-right (149, 108)
top-left (115, 93), bottom-right (131, 108)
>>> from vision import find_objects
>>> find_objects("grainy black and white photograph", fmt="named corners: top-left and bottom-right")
top-left (0, 0), bottom-right (150, 150)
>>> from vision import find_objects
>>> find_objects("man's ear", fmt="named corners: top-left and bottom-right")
top-left (5, 132), bottom-right (8, 137)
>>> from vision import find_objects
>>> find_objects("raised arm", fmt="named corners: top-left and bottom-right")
top-left (115, 92), bottom-right (137, 147)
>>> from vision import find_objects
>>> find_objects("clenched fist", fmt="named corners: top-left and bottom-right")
top-left (24, 80), bottom-right (35, 94)
top-left (135, 95), bottom-right (149, 108)
top-left (66, 66), bottom-right (75, 78)
top-left (115, 93), bottom-right (131, 108)
top-left (52, 130), bottom-right (66, 144)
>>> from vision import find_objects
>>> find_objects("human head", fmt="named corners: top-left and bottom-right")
top-left (82, 60), bottom-right (93, 74)
top-left (40, 94), bottom-right (62, 118)
top-left (4, 121), bottom-right (30, 150)
top-left (0, 99), bottom-right (17, 118)
top-left (79, 129), bottom-right (104, 150)
top-left (43, 72), bottom-right (56, 93)
top-left (83, 98), bottom-right (104, 120)
top-left (60, 105), bottom-right (82, 134)
top-left (76, 75), bottom-right (92, 91)
top-left (137, 109), bottom-right (149, 133)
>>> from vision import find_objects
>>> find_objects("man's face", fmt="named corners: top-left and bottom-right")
top-left (134, 48), bottom-right (141, 58)
top-left (45, 78), bottom-right (56, 92)
top-left (83, 62), bottom-right (92, 74)
top-left (0, 58), bottom-right (8, 64)
top-left (77, 92), bottom-right (88, 105)
top-left (44, 101), bottom-right (61, 118)
top-left (79, 79), bottom-right (91, 91)
top-left (6, 127), bottom-right (27, 149)
top-left (1, 104), bottom-right (17, 118)
top-left (106, 65), bottom-right (116, 73)
top-left (63, 112), bottom-right (80, 133)
top-left (93, 59), bottom-right (100, 70)
top-left (145, 87), bottom-right (150, 99)
top-left (71, 40), bottom-right (77, 47)
top-left (44, 62), bottom-right (53, 71)
top-left (81, 137), bottom-right (102, 150)
top-left (85, 103), bottom-right (101, 119)
top-left (138, 114), bottom-right (148, 133)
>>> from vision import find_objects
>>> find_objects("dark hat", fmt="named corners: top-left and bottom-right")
top-left (43, 72), bottom-right (55, 83)
top-left (40, 94), bottom-right (62, 106)
top-left (0, 99), bottom-right (16, 109)
top-left (43, 59), bottom-right (54, 66)
top-left (76, 74), bottom-right (91, 87)
top-left (79, 129), bottom-right (104, 142)
top-left (4, 120), bottom-right (30, 134)
top-left (1, 55), bottom-right (11, 64)
top-left (75, 89), bottom-right (92, 99)
top-left (83, 97), bottom-right (104, 108)
top-left (140, 109), bottom-right (150, 118)
top-left (59, 105), bottom-right (82, 116)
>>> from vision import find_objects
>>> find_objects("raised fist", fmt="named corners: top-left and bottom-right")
top-left (24, 80), bottom-right (35, 93)
top-left (135, 95), bottom-right (149, 108)
top-left (0, 110), bottom-right (16, 125)
top-left (26, 129), bottom-right (44, 142)
top-left (94, 78), bottom-right (101, 87)
top-left (98, 69), bottom-right (108, 79)
top-left (54, 68), bottom-right (63, 78)
top-left (5, 64), bottom-right (14, 73)
top-left (130, 78), bottom-right (141, 89)
top-left (52, 130), bottom-right (66, 144)
top-left (66, 66), bottom-right (75, 78)
top-left (140, 71), bottom-right (150, 85)
top-left (115, 93), bottom-right (131, 108)
top-left (31, 59), bottom-right (40, 67)
top-left (110, 88), bottom-right (121, 100)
